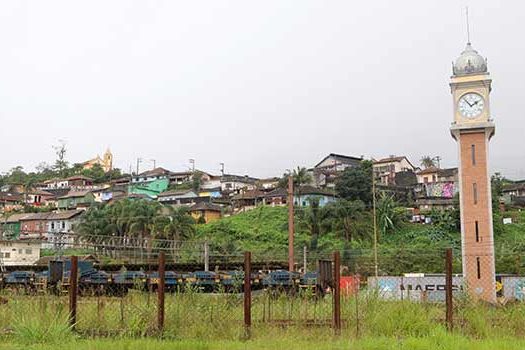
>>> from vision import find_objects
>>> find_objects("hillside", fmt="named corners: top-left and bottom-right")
top-left (196, 205), bottom-right (525, 275)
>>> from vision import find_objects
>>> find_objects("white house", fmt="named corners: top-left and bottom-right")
top-left (0, 240), bottom-right (41, 266)
top-left (373, 156), bottom-right (416, 185)
top-left (220, 174), bottom-right (258, 194)
top-left (44, 210), bottom-right (84, 249)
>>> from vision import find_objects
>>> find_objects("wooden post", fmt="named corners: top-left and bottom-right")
top-left (445, 248), bottom-right (453, 331)
top-left (69, 256), bottom-right (78, 330)
top-left (158, 252), bottom-right (166, 332)
top-left (333, 251), bottom-right (341, 335)
top-left (303, 245), bottom-right (307, 273)
top-left (288, 176), bottom-right (294, 271)
top-left (204, 241), bottom-right (209, 272)
top-left (244, 251), bottom-right (252, 337)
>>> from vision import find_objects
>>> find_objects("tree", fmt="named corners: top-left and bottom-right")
top-left (335, 160), bottom-right (373, 206)
top-left (331, 199), bottom-right (366, 242)
top-left (277, 166), bottom-right (312, 189)
top-left (82, 164), bottom-right (106, 183)
top-left (5, 166), bottom-right (27, 184)
top-left (303, 198), bottom-right (321, 250)
top-left (53, 140), bottom-right (69, 177)
top-left (154, 206), bottom-right (196, 240)
top-left (292, 166), bottom-right (312, 188)
top-left (420, 156), bottom-right (436, 169)
top-left (192, 171), bottom-right (203, 192)
top-left (376, 192), bottom-right (403, 236)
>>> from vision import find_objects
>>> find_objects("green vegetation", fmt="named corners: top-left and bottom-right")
top-left (4, 336), bottom-right (525, 350)
top-left (77, 199), bottom-right (195, 240)
top-left (3, 291), bottom-right (525, 349)
top-left (0, 141), bottom-right (124, 188)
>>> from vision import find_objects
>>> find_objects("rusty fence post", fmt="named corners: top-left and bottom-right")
top-left (244, 251), bottom-right (252, 338)
top-left (445, 248), bottom-right (453, 331)
top-left (69, 255), bottom-right (78, 330)
top-left (158, 251), bottom-right (166, 333)
top-left (333, 251), bottom-right (341, 335)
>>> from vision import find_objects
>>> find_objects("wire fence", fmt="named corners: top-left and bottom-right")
top-left (3, 249), bottom-right (525, 341)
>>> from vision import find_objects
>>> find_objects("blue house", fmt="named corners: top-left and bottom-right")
top-left (293, 186), bottom-right (337, 207)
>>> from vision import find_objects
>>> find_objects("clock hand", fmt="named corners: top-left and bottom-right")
top-left (465, 100), bottom-right (473, 107)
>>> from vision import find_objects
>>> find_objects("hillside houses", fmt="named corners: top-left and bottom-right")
top-left (311, 153), bottom-right (363, 188)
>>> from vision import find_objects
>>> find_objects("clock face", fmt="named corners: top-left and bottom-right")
top-left (458, 93), bottom-right (485, 119)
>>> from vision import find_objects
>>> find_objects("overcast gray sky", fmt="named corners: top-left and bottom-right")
top-left (0, 1), bottom-right (524, 179)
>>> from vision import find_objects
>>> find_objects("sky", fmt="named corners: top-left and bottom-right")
top-left (0, 1), bottom-right (524, 179)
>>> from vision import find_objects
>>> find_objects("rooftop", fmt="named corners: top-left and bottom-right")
top-left (189, 202), bottom-right (222, 212)
top-left (314, 153), bottom-right (363, 168)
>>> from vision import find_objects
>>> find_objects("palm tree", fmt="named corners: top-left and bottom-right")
top-left (293, 166), bottom-right (312, 188)
top-left (331, 199), bottom-right (365, 242)
top-left (420, 156), bottom-right (436, 169)
top-left (303, 198), bottom-right (322, 250)
top-left (376, 192), bottom-right (401, 236)
top-left (155, 206), bottom-right (196, 241)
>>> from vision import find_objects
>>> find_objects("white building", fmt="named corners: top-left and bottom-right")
top-left (0, 240), bottom-right (41, 266)
top-left (44, 210), bottom-right (84, 250)
top-left (373, 156), bottom-right (416, 185)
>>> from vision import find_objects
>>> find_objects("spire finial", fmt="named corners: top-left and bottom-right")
top-left (466, 6), bottom-right (471, 44)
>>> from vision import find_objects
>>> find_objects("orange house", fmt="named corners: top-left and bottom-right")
top-left (189, 202), bottom-right (222, 224)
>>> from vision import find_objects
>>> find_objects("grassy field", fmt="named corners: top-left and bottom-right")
top-left (3, 335), bottom-right (525, 350)
top-left (3, 289), bottom-right (525, 348)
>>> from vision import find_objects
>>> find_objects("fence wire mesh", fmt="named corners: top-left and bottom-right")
top-left (4, 249), bottom-right (525, 340)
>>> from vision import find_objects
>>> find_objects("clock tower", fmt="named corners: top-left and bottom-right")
top-left (450, 42), bottom-right (496, 303)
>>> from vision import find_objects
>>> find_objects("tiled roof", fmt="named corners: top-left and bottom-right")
top-left (296, 185), bottom-right (336, 196)
top-left (47, 209), bottom-right (84, 220)
top-left (138, 167), bottom-right (173, 177)
top-left (264, 188), bottom-right (288, 198)
top-left (190, 202), bottom-right (222, 212)
top-left (2, 213), bottom-right (34, 223)
top-left (19, 212), bottom-right (51, 221)
top-left (58, 190), bottom-right (92, 199)
top-left (417, 166), bottom-right (440, 175)
top-left (374, 156), bottom-right (407, 164)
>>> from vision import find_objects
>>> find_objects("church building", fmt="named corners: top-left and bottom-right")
top-left (81, 148), bottom-right (113, 173)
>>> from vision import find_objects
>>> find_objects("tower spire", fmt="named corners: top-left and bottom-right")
top-left (465, 6), bottom-right (471, 44)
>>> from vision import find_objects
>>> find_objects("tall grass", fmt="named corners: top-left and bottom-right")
top-left (7, 296), bottom-right (73, 344)
top-left (2, 288), bottom-right (525, 345)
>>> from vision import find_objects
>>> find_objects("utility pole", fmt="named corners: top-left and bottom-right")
top-left (433, 156), bottom-right (442, 168)
top-left (136, 158), bottom-right (143, 176)
top-left (288, 175), bottom-right (294, 271)
top-left (189, 159), bottom-right (195, 172)
top-left (220, 162), bottom-right (225, 176)
top-left (372, 169), bottom-right (379, 278)
top-left (150, 159), bottom-right (156, 169)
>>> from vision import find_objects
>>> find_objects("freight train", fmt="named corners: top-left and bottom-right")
top-left (0, 259), bottom-right (324, 296)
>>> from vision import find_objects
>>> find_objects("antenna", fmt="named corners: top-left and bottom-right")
top-left (465, 6), bottom-right (471, 44)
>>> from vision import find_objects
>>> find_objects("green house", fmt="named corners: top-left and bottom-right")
top-left (128, 178), bottom-right (169, 199)
top-left (57, 190), bottom-right (95, 209)
top-left (0, 213), bottom-right (32, 239)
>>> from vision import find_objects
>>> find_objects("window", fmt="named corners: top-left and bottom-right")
top-left (471, 144), bottom-right (476, 165)
top-left (51, 222), bottom-right (55, 230)
top-left (25, 249), bottom-right (32, 255)
top-left (475, 221), bottom-right (479, 242)
top-left (61, 221), bottom-right (66, 229)
top-left (476, 257), bottom-right (481, 279)
top-left (424, 177), bottom-right (429, 183)
top-left (473, 183), bottom-right (478, 204)
top-left (3, 252), bottom-right (10, 259)
top-left (18, 249), bottom-right (23, 254)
